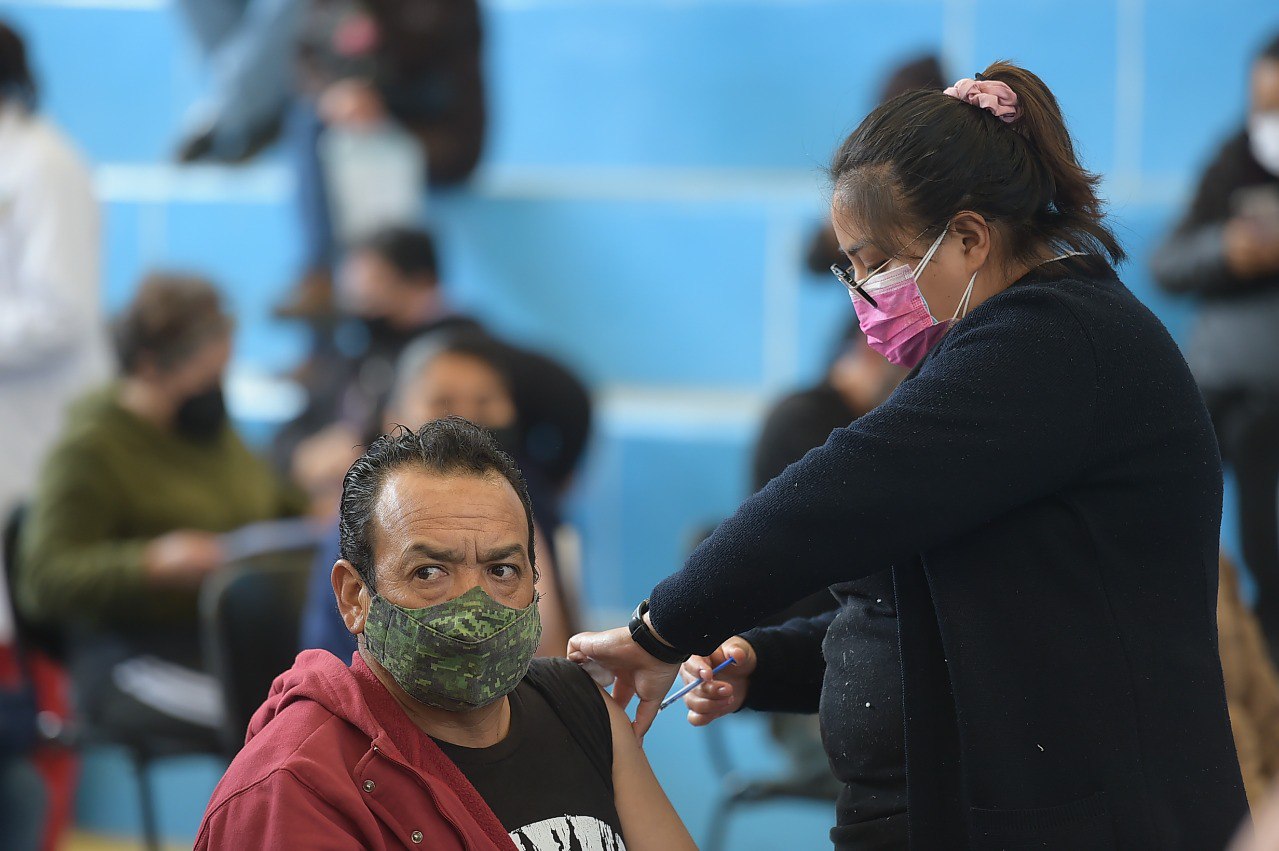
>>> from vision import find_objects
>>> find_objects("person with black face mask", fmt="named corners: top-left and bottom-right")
top-left (16, 273), bottom-right (308, 751)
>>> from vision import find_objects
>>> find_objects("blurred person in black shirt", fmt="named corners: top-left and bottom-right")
top-left (1153, 33), bottom-right (1279, 656)
top-left (281, 226), bottom-right (591, 518)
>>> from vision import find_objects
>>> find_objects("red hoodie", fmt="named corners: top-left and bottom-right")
top-left (195, 650), bottom-right (516, 850)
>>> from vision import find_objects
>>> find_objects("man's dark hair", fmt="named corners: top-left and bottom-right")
top-left (356, 226), bottom-right (439, 285)
top-left (0, 22), bottom-right (36, 108)
top-left (339, 417), bottom-right (535, 589)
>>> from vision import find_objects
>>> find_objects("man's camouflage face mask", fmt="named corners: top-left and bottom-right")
top-left (363, 585), bottom-right (542, 711)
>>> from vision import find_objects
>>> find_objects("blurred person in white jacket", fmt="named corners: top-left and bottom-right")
top-left (0, 24), bottom-right (108, 848)
top-left (0, 20), bottom-right (110, 520)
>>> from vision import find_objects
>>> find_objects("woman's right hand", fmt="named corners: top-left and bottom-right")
top-left (679, 637), bottom-right (757, 726)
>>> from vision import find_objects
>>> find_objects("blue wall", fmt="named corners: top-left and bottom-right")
top-left (3, 0), bottom-right (1277, 846)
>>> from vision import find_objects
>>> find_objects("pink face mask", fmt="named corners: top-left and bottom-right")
top-left (836, 226), bottom-right (977, 368)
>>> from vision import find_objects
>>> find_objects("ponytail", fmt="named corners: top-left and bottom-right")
top-left (979, 61), bottom-right (1124, 263)
top-left (830, 60), bottom-right (1124, 266)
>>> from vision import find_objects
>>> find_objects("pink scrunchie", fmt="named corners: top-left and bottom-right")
top-left (943, 78), bottom-right (1020, 123)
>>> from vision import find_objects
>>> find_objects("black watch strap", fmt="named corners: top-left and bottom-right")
top-left (629, 600), bottom-right (689, 665)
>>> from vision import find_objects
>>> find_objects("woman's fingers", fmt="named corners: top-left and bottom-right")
top-left (682, 681), bottom-right (735, 717)
top-left (679, 654), bottom-right (719, 685)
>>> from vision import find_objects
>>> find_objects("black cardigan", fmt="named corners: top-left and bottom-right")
top-left (648, 257), bottom-right (1248, 849)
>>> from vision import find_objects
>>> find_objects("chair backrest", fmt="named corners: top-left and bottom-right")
top-left (2, 504), bottom-right (66, 662)
top-left (199, 550), bottom-right (314, 758)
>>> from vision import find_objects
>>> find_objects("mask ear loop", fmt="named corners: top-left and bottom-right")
top-left (952, 271), bottom-right (978, 321)
top-left (912, 224), bottom-right (950, 278)
top-left (913, 225), bottom-right (951, 320)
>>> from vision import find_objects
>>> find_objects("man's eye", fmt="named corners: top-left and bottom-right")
top-left (489, 564), bottom-right (518, 580)
top-left (414, 565), bottom-right (445, 581)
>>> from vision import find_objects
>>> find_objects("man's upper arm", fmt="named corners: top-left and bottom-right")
top-left (603, 686), bottom-right (696, 851)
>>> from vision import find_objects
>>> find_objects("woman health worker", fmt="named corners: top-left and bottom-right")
top-left (570, 62), bottom-right (1248, 850)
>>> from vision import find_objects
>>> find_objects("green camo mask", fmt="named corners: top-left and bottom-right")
top-left (363, 585), bottom-right (542, 711)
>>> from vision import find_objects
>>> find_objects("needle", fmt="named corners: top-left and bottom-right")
top-left (659, 657), bottom-right (737, 711)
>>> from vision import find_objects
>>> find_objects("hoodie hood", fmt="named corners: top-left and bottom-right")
top-left (247, 649), bottom-right (385, 746)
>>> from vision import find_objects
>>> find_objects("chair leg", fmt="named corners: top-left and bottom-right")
top-left (703, 796), bottom-right (737, 851)
top-left (129, 751), bottom-right (162, 851)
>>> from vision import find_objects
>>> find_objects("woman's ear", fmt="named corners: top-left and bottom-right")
top-left (333, 559), bottom-right (371, 635)
top-left (950, 211), bottom-right (992, 271)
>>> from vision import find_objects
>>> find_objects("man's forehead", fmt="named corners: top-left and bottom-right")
top-left (372, 468), bottom-right (523, 537)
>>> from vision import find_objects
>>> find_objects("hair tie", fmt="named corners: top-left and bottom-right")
top-left (943, 77), bottom-right (1020, 123)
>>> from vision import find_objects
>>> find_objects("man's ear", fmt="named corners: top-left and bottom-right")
top-left (333, 559), bottom-right (372, 635)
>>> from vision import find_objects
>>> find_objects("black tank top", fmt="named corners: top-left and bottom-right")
top-left (432, 658), bottom-right (626, 850)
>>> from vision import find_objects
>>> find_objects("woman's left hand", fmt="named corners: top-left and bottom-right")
top-left (568, 627), bottom-right (680, 738)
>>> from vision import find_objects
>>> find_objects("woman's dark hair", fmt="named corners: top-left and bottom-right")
top-left (339, 417), bottom-right (536, 590)
top-left (830, 60), bottom-right (1124, 267)
top-left (356, 225), bottom-right (439, 285)
top-left (113, 272), bottom-right (233, 374)
top-left (0, 22), bottom-right (36, 108)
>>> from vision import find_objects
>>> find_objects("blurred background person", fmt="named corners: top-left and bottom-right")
top-left (279, 0), bottom-right (486, 318)
top-left (15, 274), bottom-right (307, 754)
top-left (1153, 32), bottom-right (1279, 656)
top-left (172, 0), bottom-right (300, 163)
top-left (282, 225), bottom-right (592, 517)
top-left (301, 332), bottom-right (577, 662)
top-left (0, 20), bottom-right (109, 523)
top-left (0, 25), bottom-right (107, 846)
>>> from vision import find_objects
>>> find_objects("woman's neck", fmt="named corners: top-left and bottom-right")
top-left (360, 647), bottom-right (512, 748)
top-left (964, 248), bottom-right (1059, 317)
top-left (117, 378), bottom-right (174, 430)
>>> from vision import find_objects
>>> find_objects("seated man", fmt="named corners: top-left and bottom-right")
top-left (197, 419), bottom-right (693, 850)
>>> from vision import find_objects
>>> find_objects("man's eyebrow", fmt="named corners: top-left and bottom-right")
top-left (406, 542), bottom-right (466, 563)
top-left (479, 543), bottom-right (527, 563)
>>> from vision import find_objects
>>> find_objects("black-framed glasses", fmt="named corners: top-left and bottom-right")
top-left (830, 263), bottom-right (878, 307)
top-left (829, 223), bottom-right (942, 309)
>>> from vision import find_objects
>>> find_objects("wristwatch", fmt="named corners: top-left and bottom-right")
top-left (629, 599), bottom-right (690, 665)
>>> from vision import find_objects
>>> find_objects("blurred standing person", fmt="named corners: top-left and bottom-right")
top-left (278, 0), bottom-right (485, 317)
top-left (0, 30), bottom-right (108, 845)
top-left (1153, 33), bottom-right (1279, 655)
top-left (0, 21), bottom-right (110, 519)
top-left (172, 0), bottom-right (300, 163)
top-left (17, 275), bottom-right (307, 752)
